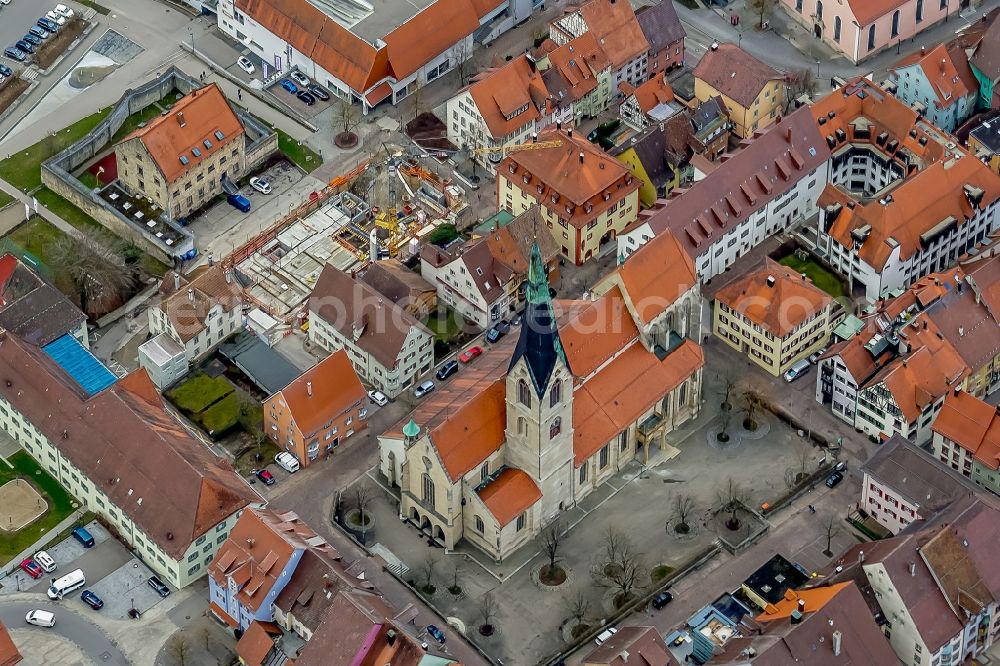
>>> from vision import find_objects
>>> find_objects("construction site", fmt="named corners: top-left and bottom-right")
top-left (221, 145), bottom-right (470, 320)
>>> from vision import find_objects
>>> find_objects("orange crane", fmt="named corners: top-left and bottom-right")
top-left (470, 139), bottom-right (563, 157)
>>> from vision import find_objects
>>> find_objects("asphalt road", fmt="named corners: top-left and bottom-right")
top-left (0, 599), bottom-right (130, 665)
top-left (0, 0), bottom-right (51, 65)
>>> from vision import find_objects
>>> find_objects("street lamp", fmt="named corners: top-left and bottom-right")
top-left (815, 59), bottom-right (820, 78)
top-left (188, 27), bottom-right (195, 51)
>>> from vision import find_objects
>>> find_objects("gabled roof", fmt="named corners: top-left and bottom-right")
top-left (693, 43), bottom-right (782, 108)
top-left (970, 11), bottom-right (1000, 80)
top-left (466, 55), bottom-right (551, 139)
top-left (628, 74), bottom-right (675, 115)
top-left (270, 350), bottom-right (366, 437)
top-left (635, 0), bottom-right (685, 54)
top-left (845, 0), bottom-right (914, 26)
top-left (358, 259), bottom-right (435, 307)
top-left (309, 265), bottom-right (430, 369)
top-left (544, 33), bottom-right (610, 103)
top-left (383, 0), bottom-right (481, 80)
top-left (932, 390), bottom-right (1000, 471)
top-left (119, 84), bottom-right (244, 184)
top-left (893, 43), bottom-right (977, 109)
top-left (0, 254), bottom-right (85, 346)
top-left (613, 230), bottom-right (697, 326)
top-left (477, 468), bottom-right (542, 526)
top-left (574, 0), bottom-right (649, 70)
top-left (582, 626), bottom-right (677, 666)
top-left (713, 258), bottom-right (832, 338)
top-left (157, 266), bottom-right (243, 343)
top-left (556, 288), bottom-right (640, 379)
top-left (0, 335), bottom-right (257, 559)
top-left (863, 434), bottom-right (977, 514)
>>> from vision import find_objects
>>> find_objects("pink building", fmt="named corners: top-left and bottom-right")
top-left (781, 0), bottom-right (971, 64)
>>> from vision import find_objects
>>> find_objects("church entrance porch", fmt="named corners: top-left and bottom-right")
top-left (636, 412), bottom-right (681, 465)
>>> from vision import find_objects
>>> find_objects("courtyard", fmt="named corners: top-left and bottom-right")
top-left (351, 363), bottom-right (846, 665)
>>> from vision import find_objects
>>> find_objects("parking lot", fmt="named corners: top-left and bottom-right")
top-left (0, 520), bottom-right (172, 618)
top-left (267, 72), bottom-right (335, 120)
top-left (0, 1), bottom-right (54, 64)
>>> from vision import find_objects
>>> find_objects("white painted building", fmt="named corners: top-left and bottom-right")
top-left (147, 268), bottom-right (244, 362)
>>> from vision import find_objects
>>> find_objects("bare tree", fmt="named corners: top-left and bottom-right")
top-left (166, 635), bottom-right (192, 666)
top-left (449, 561), bottom-right (462, 595)
top-left (197, 625), bottom-right (212, 652)
top-left (741, 387), bottom-right (766, 431)
top-left (452, 40), bottom-right (475, 86)
top-left (785, 442), bottom-right (813, 487)
top-left (717, 403), bottom-right (733, 441)
top-left (716, 478), bottom-right (751, 530)
top-left (417, 554), bottom-right (439, 594)
top-left (50, 231), bottom-right (137, 318)
top-left (335, 98), bottom-right (361, 136)
top-left (562, 588), bottom-right (590, 625)
top-left (479, 591), bottom-right (498, 635)
top-left (717, 371), bottom-right (737, 410)
top-left (351, 483), bottom-right (375, 534)
top-left (542, 520), bottom-right (563, 575)
top-left (670, 493), bottom-right (696, 534)
top-left (822, 513), bottom-right (840, 557)
top-left (747, 0), bottom-right (779, 29)
top-left (591, 528), bottom-right (645, 608)
top-left (410, 80), bottom-right (424, 122)
top-left (784, 68), bottom-right (819, 112)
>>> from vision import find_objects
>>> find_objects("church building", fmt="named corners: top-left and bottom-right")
top-left (377, 231), bottom-right (704, 561)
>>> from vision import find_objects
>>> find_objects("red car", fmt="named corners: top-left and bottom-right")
top-left (20, 558), bottom-right (43, 579)
top-left (254, 469), bottom-right (275, 486)
top-left (459, 346), bottom-right (483, 363)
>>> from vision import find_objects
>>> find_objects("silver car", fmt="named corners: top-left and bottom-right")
top-left (414, 380), bottom-right (435, 398)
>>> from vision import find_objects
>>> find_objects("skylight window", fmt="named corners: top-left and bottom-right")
top-left (215, 130), bottom-right (225, 141)
top-left (192, 147), bottom-right (202, 157)
top-left (204, 139), bottom-right (213, 149)
top-left (179, 155), bottom-right (189, 165)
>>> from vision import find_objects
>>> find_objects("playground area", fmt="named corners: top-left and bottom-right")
top-left (0, 479), bottom-right (46, 532)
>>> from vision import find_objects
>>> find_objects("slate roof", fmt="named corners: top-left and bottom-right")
top-left (636, 0), bottom-right (685, 55)
top-left (693, 43), bottom-right (782, 108)
top-left (509, 243), bottom-right (566, 395)
top-left (0, 254), bottom-right (85, 346)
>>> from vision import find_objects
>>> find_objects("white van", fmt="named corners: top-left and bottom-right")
top-left (33, 550), bottom-right (56, 573)
top-left (47, 569), bottom-right (85, 600)
top-left (783, 359), bottom-right (811, 383)
top-left (274, 451), bottom-right (300, 473)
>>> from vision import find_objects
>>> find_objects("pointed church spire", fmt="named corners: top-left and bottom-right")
top-left (509, 242), bottom-right (566, 395)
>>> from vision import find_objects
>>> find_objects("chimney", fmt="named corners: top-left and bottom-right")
top-left (921, 45), bottom-right (926, 55)
top-left (832, 630), bottom-right (843, 657)
top-left (173, 272), bottom-right (180, 291)
top-left (797, 599), bottom-right (806, 613)
top-left (387, 629), bottom-right (397, 646)
top-left (225, 270), bottom-right (232, 284)
top-left (579, 151), bottom-right (585, 164)
top-left (556, 120), bottom-right (562, 130)
top-left (790, 609), bottom-right (804, 625)
top-left (187, 288), bottom-right (194, 302)
top-left (567, 128), bottom-right (573, 138)
top-left (208, 253), bottom-right (214, 267)
top-left (959, 326), bottom-right (965, 336)
top-left (246, 537), bottom-right (255, 548)
top-left (858, 550), bottom-right (865, 563)
top-left (306, 381), bottom-right (313, 397)
top-left (909, 561), bottom-right (916, 576)
top-left (177, 112), bottom-right (186, 128)
top-left (766, 275), bottom-right (776, 288)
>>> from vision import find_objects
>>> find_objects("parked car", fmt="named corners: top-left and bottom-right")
top-left (782, 359), bottom-right (811, 383)
top-left (37, 18), bottom-right (59, 33)
top-left (147, 575), bottom-right (170, 598)
top-left (367, 389), bottom-right (388, 406)
top-left (808, 347), bottom-right (828, 364)
top-left (296, 90), bottom-right (316, 105)
top-left (414, 380), bottom-right (435, 398)
top-left (274, 451), bottom-right (300, 473)
top-left (0, 64), bottom-right (12, 78)
top-left (15, 40), bottom-right (34, 55)
top-left (834, 461), bottom-right (847, 472)
top-left (33, 550), bottom-right (56, 573)
top-left (594, 627), bottom-right (618, 646)
top-left (651, 591), bottom-right (673, 609)
top-left (459, 346), bottom-right (483, 363)
top-left (45, 10), bottom-right (67, 25)
top-left (25, 610), bottom-right (55, 627)
top-left (825, 471), bottom-right (844, 488)
top-left (278, 78), bottom-right (297, 94)
top-left (249, 176), bottom-right (271, 194)
top-left (80, 590), bottom-right (104, 610)
top-left (19, 558), bottom-right (43, 579)
top-left (71, 526), bottom-right (95, 548)
top-left (28, 26), bottom-right (49, 40)
top-left (426, 625), bottom-right (445, 644)
top-left (485, 320), bottom-right (510, 343)
top-left (255, 468), bottom-right (275, 485)
top-left (307, 83), bottom-right (330, 100)
top-left (510, 312), bottom-right (523, 326)
top-left (435, 360), bottom-right (459, 381)
top-left (289, 70), bottom-right (310, 87)
top-left (226, 193), bottom-right (251, 213)
top-left (54, 4), bottom-right (74, 18)
top-left (22, 34), bottom-right (42, 47)
top-left (3, 47), bottom-right (26, 62)
top-left (236, 56), bottom-right (255, 75)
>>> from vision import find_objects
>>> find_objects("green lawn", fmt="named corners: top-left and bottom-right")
top-left (166, 373), bottom-right (235, 414)
top-left (0, 451), bottom-right (77, 563)
top-left (111, 103), bottom-right (164, 143)
top-left (275, 128), bottom-right (322, 173)
top-left (0, 191), bottom-right (12, 209)
top-left (199, 393), bottom-right (241, 435)
top-left (77, 0), bottom-right (111, 14)
top-left (0, 108), bottom-right (112, 192)
top-left (34, 188), bottom-right (104, 234)
top-left (424, 308), bottom-right (462, 342)
top-left (778, 254), bottom-right (847, 300)
top-left (77, 171), bottom-right (100, 190)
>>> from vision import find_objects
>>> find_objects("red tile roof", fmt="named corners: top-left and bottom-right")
top-left (582, 626), bottom-right (677, 666)
top-left (693, 43), bottom-right (782, 108)
top-left (467, 55), bottom-right (551, 138)
top-left (158, 266), bottom-right (243, 343)
top-left (0, 622), bottom-right (20, 666)
top-left (932, 390), bottom-right (1000, 470)
top-left (847, 0), bottom-right (918, 26)
top-left (557, 287), bottom-right (640, 379)
top-left (713, 258), bottom-right (832, 338)
top-left (893, 44), bottom-right (976, 109)
top-left (119, 84), bottom-right (244, 184)
top-left (0, 334), bottom-right (257, 559)
top-left (433, 380), bottom-right (508, 480)
top-left (629, 75), bottom-right (675, 114)
top-left (270, 350), bottom-right (366, 437)
top-left (575, 0), bottom-right (649, 70)
top-left (383, 0), bottom-right (481, 80)
top-left (544, 32), bottom-right (610, 103)
top-left (477, 468), bottom-right (542, 526)
top-left (235, 621), bottom-right (278, 666)
top-left (613, 230), bottom-right (697, 326)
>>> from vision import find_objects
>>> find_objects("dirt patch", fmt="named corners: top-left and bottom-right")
top-left (335, 131), bottom-right (359, 149)
top-left (405, 112), bottom-right (457, 152)
top-left (0, 479), bottom-right (47, 531)
top-left (0, 78), bottom-right (30, 116)
top-left (35, 18), bottom-right (89, 71)
top-left (69, 64), bottom-right (117, 89)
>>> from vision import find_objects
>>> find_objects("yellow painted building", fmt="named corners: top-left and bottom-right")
top-left (969, 121), bottom-right (1000, 176)
top-left (712, 259), bottom-right (833, 376)
top-left (693, 43), bottom-right (785, 139)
